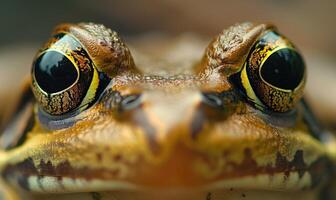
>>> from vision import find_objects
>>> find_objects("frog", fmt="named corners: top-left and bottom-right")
top-left (0, 22), bottom-right (335, 200)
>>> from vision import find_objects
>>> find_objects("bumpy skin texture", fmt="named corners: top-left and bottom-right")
top-left (198, 23), bottom-right (269, 77)
top-left (62, 23), bottom-right (138, 75)
top-left (0, 22), bottom-right (335, 200)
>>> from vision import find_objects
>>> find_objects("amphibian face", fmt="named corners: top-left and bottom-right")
top-left (0, 22), bottom-right (335, 200)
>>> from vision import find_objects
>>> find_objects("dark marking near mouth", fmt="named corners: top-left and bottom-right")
top-left (2, 157), bottom-right (37, 190)
top-left (1, 149), bottom-right (332, 191)
top-left (211, 148), bottom-right (333, 189)
top-left (38, 159), bottom-right (83, 181)
top-left (275, 150), bottom-right (306, 178)
top-left (2, 157), bottom-right (123, 191)
top-left (275, 150), bottom-right (332, 188)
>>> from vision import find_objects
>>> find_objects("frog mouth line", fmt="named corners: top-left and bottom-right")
top-left (2, 151), bottom-right (331, 193)
top-left (2, 171), bottom-right (319, 193)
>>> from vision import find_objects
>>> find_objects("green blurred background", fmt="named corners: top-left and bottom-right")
top-left (0, 0), bottom-right (335, 125)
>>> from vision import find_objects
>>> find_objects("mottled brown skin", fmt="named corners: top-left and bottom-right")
top-left (198, 23), bottom-right (269, 76)
top-left (0, 22), bottom-right (335, 200)
top-left (58, 23), bottom-right (138, 75)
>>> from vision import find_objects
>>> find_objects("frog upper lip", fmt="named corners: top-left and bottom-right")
top-left (1, 110), bottom-right (332, 192)
top-left (2, 137), bottom-right (331, 193)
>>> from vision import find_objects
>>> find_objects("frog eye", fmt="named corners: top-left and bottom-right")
top-left (31, 32), bottom-right (108, 115)
top-left (239, 31), bottom-right (306, 112)
top-left (33, 51), bottom-right (79, 94)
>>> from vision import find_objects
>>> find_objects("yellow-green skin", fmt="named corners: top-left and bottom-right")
top-left (0, 22), bottom-right (335, 200)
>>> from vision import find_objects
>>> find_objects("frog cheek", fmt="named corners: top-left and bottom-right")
top-left (31, 33), bottom-right (102, 116)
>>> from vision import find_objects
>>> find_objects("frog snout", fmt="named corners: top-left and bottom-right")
top-left (102, 89), bottom-right (242, 141)
top-left (133, 91), bottom-right (203, 135)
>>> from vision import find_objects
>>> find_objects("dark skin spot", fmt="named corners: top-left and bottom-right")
top-left (206, 192), bottom-right (212, 200)
top-left (275, 150), bottom-right (305, 178)
top-left (113, 154), bottom-right (122, 161)
top-left (96, 153), bottom-right (102, 162)
top-left (39, 160), bottom-right (56, 175)
top-left (91, 192), bottom-right (102, 200)
top-left (242, 193), bottom-right (246, 198)
top-left (99, 41), bottom-right (108, 47)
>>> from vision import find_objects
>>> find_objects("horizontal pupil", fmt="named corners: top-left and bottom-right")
top-left (260, 48), bottom-right (304, 90)
top-left (34, 51), bottom-right (78, 93)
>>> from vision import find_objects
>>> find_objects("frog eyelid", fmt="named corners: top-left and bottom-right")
top-left (36, 103), bottom-right (89, 130)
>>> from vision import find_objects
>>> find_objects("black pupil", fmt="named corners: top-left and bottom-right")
top-left (260, 48), bottom-right (304, 90)
top-left (34, 51), bottom-right (78, 93)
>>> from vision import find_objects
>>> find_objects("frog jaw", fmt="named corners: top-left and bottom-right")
top-left (1, 105), bottom-right (332, 194)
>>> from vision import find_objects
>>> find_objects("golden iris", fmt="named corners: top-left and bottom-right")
top-left (240, 31), bottom-right (306, 112)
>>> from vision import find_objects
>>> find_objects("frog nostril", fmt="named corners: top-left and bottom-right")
top-left (202, 93), bottom-right (223, 107)
top-left (121, 95), bottom-right (142, 111)
top-left (101, 89), bottom-right (142, 111)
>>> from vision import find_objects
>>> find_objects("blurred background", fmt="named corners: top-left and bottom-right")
top-left (0, 0), bottom-right (335, 126)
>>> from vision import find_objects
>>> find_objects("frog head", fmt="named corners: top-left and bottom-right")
top-left (0, 22), bottom-right (335, 200)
